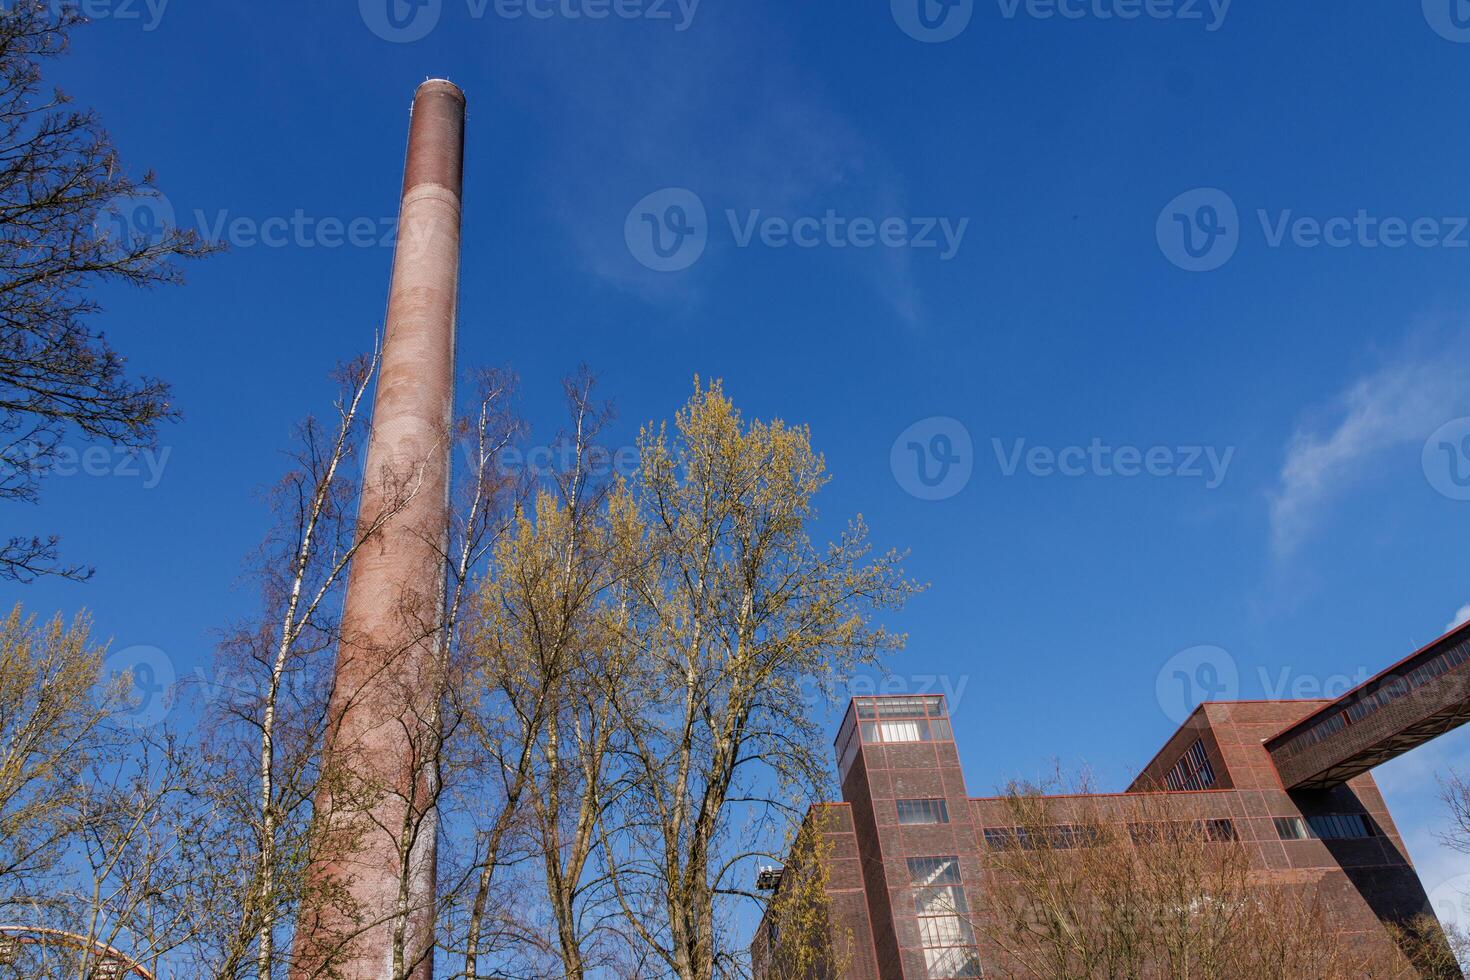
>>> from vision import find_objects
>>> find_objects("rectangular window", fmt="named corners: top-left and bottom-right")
top-left (1129, 819), bottom-right (1236, 845)
top-left (1274, 816), bottom-right (1309, 840)
top-left (908, 856), bottom-right (962, 885)
top-left (897, 799), bottom-right (951, 825)
top-left (983, 825), bottom-right (1100, 850)
top-left (1274, 813), bottom-right (1376, 841)
top-left (836, 718), bottom-right (862, 780)
top-left (983, 827), bottom-right (1020, 850)
top-left (1164, 738), bottom-right (1217, 792)
top-left (880, 721), bottom-right (922, 743)
top-left (914, 885), bottom-right (968, 919)
top-left (923, 947), bottom-right (983, 979)
top-left (859, 718), bottom-right (954, 745)
top-left (907, 856), bottom-right (981, 979)
top-left (1308, 813), bottom-right (1376, 840)
top-left (855, 696), bottom-right (946, 720)
top-left (1291, 636), bottom-right (1470, 753)
top-left (1202, 818), bottom-right (1237, 842)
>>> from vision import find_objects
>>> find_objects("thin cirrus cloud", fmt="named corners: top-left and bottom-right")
top-left (1268, 331), bottom-right (1470, 560)
top-left (489, 10), bottom-right (924, 323)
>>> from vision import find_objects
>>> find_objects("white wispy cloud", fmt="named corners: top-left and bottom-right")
top-left (1269, 331), bottom-right (1470, 559)
top-left (1450, 605), bottom-right (1470, 631)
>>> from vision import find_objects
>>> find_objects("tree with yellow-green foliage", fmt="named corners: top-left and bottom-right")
top-left (597, 380), bottom-right (920, 980)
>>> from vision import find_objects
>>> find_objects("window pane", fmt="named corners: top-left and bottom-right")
top-left (907, 856), bottom-right (962, 885)
top-left (1306, 813), bottom-right (1374, 840)
top-left (880, 721), bottom-right (923, 743)
top-left (923, 945), bottom-right (983, 978)
top-left (898, 799), bottom-right (950, 825)
top-left (875, 697), bottom-right (938, 719)
top-left (1274, 816), bottom-right (1308, 840)
top-left (914, 885), bottom-right (967, 917)
top-left (1165, 738), bottom-right (1217, 792)
top-left (917, 912), bottom-right (975, 946)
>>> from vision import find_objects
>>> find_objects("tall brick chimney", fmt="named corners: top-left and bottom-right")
top-left (294, 78), bottom-right (464, 979)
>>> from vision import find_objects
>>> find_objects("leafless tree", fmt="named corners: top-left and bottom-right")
top-left (442, 370), bottom-right (629, 979)
top-left (975, 777), bottom-right (1429, 979)
top-left (1387, 913), bottom-right (1470, 979)
top-left (1443, 770), bottom-right (1470, 855)
top-left (380, 367), bottom-right (522, 980)
top-left (0, 1), bottom-right (215, 582)
top-left (193, 351), bottom-right (441, 979)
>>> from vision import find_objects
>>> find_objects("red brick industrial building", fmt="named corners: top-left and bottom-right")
top-left (752, 620), bottom-right (1470, 978)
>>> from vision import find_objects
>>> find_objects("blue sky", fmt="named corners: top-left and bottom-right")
top-left (14, 0), bottom-right (1470, 926)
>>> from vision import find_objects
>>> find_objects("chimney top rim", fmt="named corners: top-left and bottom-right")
top-left (416, 78), bottom-right (466, 102)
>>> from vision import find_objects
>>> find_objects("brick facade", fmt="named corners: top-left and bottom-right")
top-left (753, 625), bottom-right (1470, 978)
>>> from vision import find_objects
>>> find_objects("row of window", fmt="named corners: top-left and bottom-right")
top-left (1274, 813), bottom-right (1377, 841)
top-left (1163, 738), bottom-right (1218, 792)
top-left (836, 719), bottom-right (862, 780)
top-left (907, 856), bottom-right (983, 979)
top-left (860, 717), bottom-right (954, 745)
top-left (1277, 635), bottom-right (1470, 757)
top-left (855, 696), bottom-right (948, 720)
top-left (1130, 819), bottom-right (1238, 844)
top-left (980, 813), bottom-right (1377, 849)
top-left (898, 798), bottom-right (952, 825)
top-left (837, 699), bottom-right (953, 779)
top-left (983, 824), bottom-right (1101, 851)
top-left (983, 819), bottom-right (1238, 849)
top-left (1345, 640), bottom-right (1470, 724)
